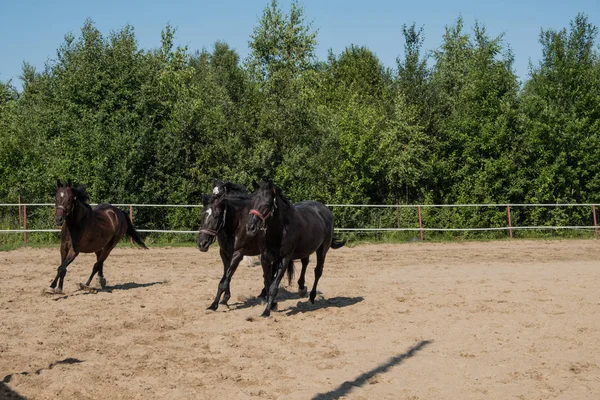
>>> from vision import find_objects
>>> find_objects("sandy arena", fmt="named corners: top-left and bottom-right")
top-left (1, 240), bottom-right (599, 399)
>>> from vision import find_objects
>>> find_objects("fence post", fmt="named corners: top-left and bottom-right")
top-left (23, 204), bottom-right (27, 246)
top-left (396, 199), bottom-right (400, 228)
top-left (129, 204), bottom-right (133, 245)
top-left (593, 205), bottom-right (598, 240)
top-left (507, 204), bottom-right (513, 239)
top-left (417, 205), bottom-right (424, 241)
top-left (18, 194), bottom-right (22, 225)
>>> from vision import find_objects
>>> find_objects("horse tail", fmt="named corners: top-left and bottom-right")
top-left (125, 213), bottom-right (148, 249)
top-left (331, 236), bottom-right (346, 249)
top-left (285, 260), bottom-right (295, 286)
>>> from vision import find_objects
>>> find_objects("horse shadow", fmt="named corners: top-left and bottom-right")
top-left (229, 287), bottom-right (307, 311)
top-left (0, 382), bottom-right (26, 400)
top-left (311, 340), bottom-right (433, 399)
top-left (51, 281), bottom-right (166, 301)
top-left (230, 287), bottom-right (364, 315)
top-left (2, 358), bottom-right (83, 387)
top-left (285, 296), bottom-right (364, 316)
top-left (101, 281), bottom-right (167, 293)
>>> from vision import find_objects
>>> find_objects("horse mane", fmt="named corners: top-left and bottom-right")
top-left (257, 182), bottom-right (292, 207)
top-left (276, 189), bottom-right (293, 208)
top-left (70, 185), bottom-right (92, 209)
top-left (223, 182), bottom-right (249, 199)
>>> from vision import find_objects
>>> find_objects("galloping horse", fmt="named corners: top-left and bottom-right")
top-left (47, 181), bottom-right (147, 294)
top-left (247, 181), bottom-right (346, 317)
top-left (196, 180), bottom-right (294, 310)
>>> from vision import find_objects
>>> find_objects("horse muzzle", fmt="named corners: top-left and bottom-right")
top-left (196, 233), bottom-right (214, 252)
top-left (55, 215), bottom-right (64, 226)
top-left (246, 217), bottom-right (260, 236)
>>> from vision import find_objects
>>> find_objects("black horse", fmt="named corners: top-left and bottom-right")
top-left (47, 181), bottom-right (147, 294)
top-left (247, 181), bottom-right (346, 317)
top-left (196, 180), bottom-right (295, 310)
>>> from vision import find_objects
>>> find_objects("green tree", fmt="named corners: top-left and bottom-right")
top-left (520, 13), bottom-right (600, 205)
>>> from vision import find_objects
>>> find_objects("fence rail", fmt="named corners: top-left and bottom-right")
top-left (1, 202), bottom-right (599, 244)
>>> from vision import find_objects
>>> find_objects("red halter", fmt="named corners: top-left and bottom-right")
top-left (249, 208), bottom-right (273, 231)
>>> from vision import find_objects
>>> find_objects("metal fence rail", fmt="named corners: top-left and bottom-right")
top-left (1, 202), bottom-right (599, 244)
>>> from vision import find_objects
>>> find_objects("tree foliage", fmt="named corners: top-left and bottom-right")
top-left (1, 5), bottom-right (599, 236)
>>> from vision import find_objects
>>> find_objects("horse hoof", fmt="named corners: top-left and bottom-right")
top-left (99, 277), bottom-right (107, 288)
top-left (206, 303), bottom-right (218, 311)
top-left (79, 283), bottom-right (98, 294)
top-left (261, 310), bottom-right (271, 318)
top-left (298, 287), bottom-right (308, 298)
top-left (43, 287), bottom-right (57, 295)
top-left (270, 301), bottom-right (278, 311)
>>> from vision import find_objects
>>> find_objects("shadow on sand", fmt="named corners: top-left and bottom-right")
top-left (311, 340), bottom-right (433, 400)
top-left (51, 281), bottom-right (166, 301)
top-left (227, 286), bottom-right (301, 311)
top-left (2, 357), bottom-right (83, 386)
top-left (228, 287), bottom-right (364, 315)
top-left (285, 296), bottom-right (364, 316)
top-left (0, 382), bottom-right (26, 400)
top-left (101, 281), bottom-right (167, 293)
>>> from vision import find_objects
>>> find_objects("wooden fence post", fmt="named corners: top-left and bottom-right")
top-left (129, 204), bottom-right (133, 245)
top-left (396, 199), bottom-right (400, 229)
top-left (23, 204), bottom-right (27, 246)
top-left (593, 205), bottom-right (598, 240)
top-left (417, 205), bottom-right (424, 241)
top-left (507, 204), bottom-right (513, 239)
top-left (18, 194), bottom-right (22, 225)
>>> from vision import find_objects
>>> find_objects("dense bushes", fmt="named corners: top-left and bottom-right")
top-left (1, 1), bottom-right (599, 242)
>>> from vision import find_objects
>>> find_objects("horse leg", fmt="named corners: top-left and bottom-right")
top-left (220, 252), bottom-right (245, 306)
top-left (93, 237), bottom-right (121, 289)
top-left (49, 242), bottom-right (69, 291)
top-left (207, 249), bottom-right (232, 311)
top-left (55, 248), bottom-right (79, 293)
top-left (297, 257), bottom-right (310, 297)
top-left (259, 261), bottom-right (278, 299)
top-left (258, 256), bottom-right (274, 301)
top-left (84, 250), bottom-right (103, 288)
top-left (262, 258), bottom-right (289, 318)
top-left (309, 248), bottom-right (327, 304)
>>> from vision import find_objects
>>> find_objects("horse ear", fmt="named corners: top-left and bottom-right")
top-left (56, 179), bottom-right (62, 188)
top-left (252, 180), bottom-right (259, 190)
top-left (212, 178), bottom-right (225, 195)
top-left (266, 180), bottom-right (276, 194)
top-left (201, 194), bottom-right (210, 206)
top-left (66, 180), bottom-right (72, 188)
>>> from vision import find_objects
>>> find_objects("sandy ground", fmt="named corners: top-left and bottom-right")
top-left (1, 240), bottom-right (599, 399)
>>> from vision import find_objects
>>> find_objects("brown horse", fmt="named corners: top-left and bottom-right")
top-left (47, 181), bottom-right (147, 294)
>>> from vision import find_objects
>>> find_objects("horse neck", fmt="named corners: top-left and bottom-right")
top-left (266, 193), bottom-right (291, 232)
top-left (224, 197), bottom-right (251, 235)
top-left (276, 194), bottom-right (294, 223)
top-left (68, 199), bottom-right (91, 227)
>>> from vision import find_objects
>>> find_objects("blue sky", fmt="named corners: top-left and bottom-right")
top-left (1, 0), bottom-right (598, 90)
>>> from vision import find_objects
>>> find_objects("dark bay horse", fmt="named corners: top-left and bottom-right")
top-left (47, 181), bottom-right (147, 294)
top-left (247, 181), bottom-right (346, 317)
top-left (196, 180), bottom-right (295, 311)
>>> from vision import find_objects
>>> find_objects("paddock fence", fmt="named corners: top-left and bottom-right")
top-left (0, 202), bottom-right (598, 245)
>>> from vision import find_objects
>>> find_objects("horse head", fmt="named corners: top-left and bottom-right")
top-left (54, 180), bottom-right (76, 226)
top-left (197, 193), bottom-right (227, 251)
top-left (247, 181), bottom-right (280, 236)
